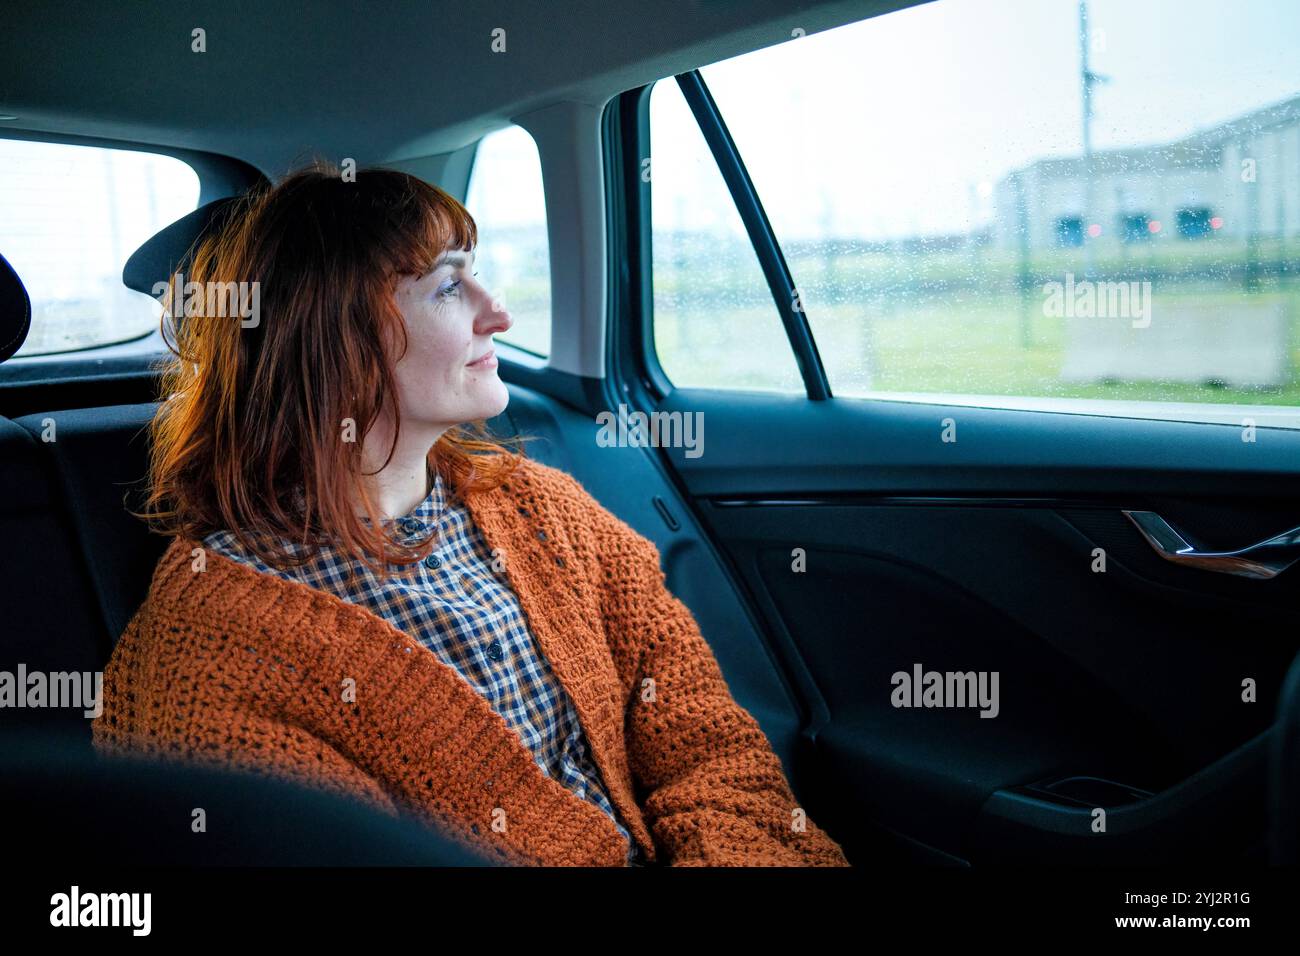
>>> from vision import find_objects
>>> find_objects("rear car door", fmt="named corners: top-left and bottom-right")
top-left (601, 0), bottom-right (1300, 865)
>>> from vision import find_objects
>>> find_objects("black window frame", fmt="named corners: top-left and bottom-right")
top-left (603, 72), bottom-right (832, 405)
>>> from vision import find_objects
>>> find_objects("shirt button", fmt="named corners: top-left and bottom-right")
top-left (486, 639), bottom-right (504, 662)
top-left (423, 552), bottom-right (442, 570)
top-left (401, 518), bottom-right (423, 534)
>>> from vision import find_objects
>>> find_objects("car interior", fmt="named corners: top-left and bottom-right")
top-left (1, 0), bottom-right (1299, 880)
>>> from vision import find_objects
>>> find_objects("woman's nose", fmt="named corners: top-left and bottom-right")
top-left (478, 287), bottom-right (513, 333)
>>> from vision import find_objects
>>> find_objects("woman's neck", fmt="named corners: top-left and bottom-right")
top-left (363, 459), bottom-right (432, 520)
top-left (358, 425), bottom-right (444, 520)
top-left (355, 404), bottom-right (457, 519)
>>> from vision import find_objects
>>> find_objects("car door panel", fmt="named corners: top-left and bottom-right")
top-left (642, 388), bottom-right (1300, 863)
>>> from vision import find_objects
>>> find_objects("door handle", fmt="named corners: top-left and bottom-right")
top-left (1122, 510), bottom-right (1300, 580)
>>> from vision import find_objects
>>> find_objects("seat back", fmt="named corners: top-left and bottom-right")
top-left (13, 404), bottom-right (165, 646)
top-left (0, 417), bottom-right (109, 673)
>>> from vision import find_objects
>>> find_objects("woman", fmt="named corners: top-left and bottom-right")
top-left (92, 162), bottom-right (849, 868)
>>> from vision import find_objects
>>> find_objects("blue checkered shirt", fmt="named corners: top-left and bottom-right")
top-left (202, 470), bottom-right (643, 865)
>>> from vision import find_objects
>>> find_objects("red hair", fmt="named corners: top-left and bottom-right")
top-left (134, 160), bottom-right (535, 580)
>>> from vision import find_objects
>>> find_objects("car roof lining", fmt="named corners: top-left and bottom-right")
top-left (0, 0), bottom-right (925, 175)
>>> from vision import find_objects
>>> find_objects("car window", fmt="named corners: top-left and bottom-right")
top-left (668, 0), bottom-right (1300, 417)
top-left (464, 125), bottom-right (551, 358)
top-left (647, 79), bottom-right (805, 393)
top-left (0, 138), bottom-right (200, 357)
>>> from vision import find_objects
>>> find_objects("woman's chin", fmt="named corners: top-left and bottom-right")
top-left (476, 379), bottom-right (510, 419)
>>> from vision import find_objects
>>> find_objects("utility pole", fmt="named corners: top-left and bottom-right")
top-left (1079, 0), bottom-right (1108, 279)
top-left (1014, 173), bottom-right (1033, 348)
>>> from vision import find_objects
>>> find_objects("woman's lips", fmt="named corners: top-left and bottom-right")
top-left (466, 348), bottom-right (497, 369)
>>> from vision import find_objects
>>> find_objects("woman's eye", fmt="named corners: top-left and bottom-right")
top-left (438, 280), bottom-right (462, 298)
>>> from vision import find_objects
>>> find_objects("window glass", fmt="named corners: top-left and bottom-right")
top-left (0, 139), bottom-right (200, 356)
top-left (648, 79), bottom-right (804, 392)
top-left (691, 0), bottom-right (1300, 412)
top-left (464, 126), bottom-right (551, 357)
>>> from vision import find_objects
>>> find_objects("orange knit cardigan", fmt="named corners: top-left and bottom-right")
top-left (91, 456), bottom-right (849, 867)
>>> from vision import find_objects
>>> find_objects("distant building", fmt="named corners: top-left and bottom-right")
top-left (993, 93), bottom-right (1300, 249)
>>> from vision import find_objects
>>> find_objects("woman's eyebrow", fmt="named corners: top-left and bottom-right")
top-left (433, 251), bottom-right (469, 271)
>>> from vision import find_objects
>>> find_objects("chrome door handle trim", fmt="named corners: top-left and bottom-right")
top-left (1122, 510), bottom-right (1300, 580)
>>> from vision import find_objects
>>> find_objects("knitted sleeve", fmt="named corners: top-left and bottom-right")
top-left (559, 472), bottom-right (850, 867)
top-left (91, 612), bottom-right (403, 823)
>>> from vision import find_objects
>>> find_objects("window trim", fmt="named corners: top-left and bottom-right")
top-left (610, 73), bottom-right (837, 401)
top-left (670, 71), bottom-right (831, 400)
top-left (835, 390), bottom-right (1300, 431)
top-left (605, 79), bottom-right (820, 404)
top-left (604, 84), bottom-right (659, 403)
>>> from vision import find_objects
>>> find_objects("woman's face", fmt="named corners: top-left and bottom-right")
top-left (389, 245), bottom-right (512, 432)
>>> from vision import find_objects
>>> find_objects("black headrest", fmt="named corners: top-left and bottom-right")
top-left (122, 197), bottom-right (240, 296)
top-left (0, 252), bottom-right (32, 363)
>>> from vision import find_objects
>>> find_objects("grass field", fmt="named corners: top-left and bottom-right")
top-left (653, 243), bottom-right (1300, 407)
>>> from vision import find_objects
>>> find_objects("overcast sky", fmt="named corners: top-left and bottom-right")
top-left (647, 0), bottom-right (1300, 240)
